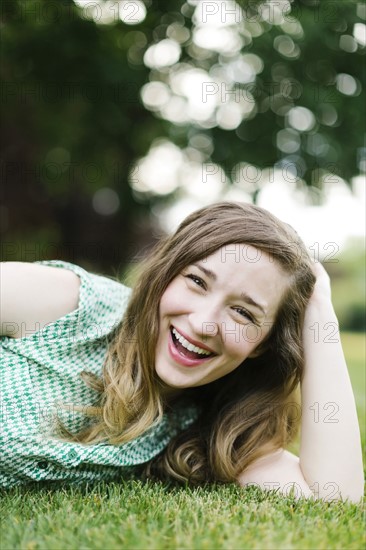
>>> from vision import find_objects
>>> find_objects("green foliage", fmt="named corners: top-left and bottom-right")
top-left (1, 0), bottom-right (365, 270)
top-left (133, 0), bottom-right (365, 198)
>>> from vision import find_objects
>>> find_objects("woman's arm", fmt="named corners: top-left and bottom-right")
top-left (237, 448), bottom-right (314, 499)
top-left (299, 262), bottom-right (364, 503)
top-left (238, 263), bottom-right (364, 503)
top-left (0, 262), bottom-right (81, 338)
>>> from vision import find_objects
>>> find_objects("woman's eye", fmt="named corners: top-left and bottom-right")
top-left (233, 307), bottom-right (254, 323)
top-left (185, 273), bottom-right (206, 289)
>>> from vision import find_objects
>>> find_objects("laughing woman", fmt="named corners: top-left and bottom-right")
top-left (0, 202), bottom-right (364, 502)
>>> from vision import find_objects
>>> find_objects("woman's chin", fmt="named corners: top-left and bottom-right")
top-left (155, 367), bottom-right (190, 392)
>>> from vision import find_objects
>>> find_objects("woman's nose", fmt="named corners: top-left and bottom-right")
top-left (188, 308), bottom-right (220, 339)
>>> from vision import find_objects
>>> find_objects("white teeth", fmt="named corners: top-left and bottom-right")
top-left (172, 328), bottom-right (212, 356)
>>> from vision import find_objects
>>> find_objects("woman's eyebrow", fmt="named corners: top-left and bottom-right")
top-left (192, 262), bottom-right (217, 281)
top-left (192, 263), bottom-right (267, 315)
top-left (240, 291), bottom-right (267, 315)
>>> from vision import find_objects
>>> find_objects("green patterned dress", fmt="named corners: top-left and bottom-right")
top-left (0, 260), bottom-right (199, 488)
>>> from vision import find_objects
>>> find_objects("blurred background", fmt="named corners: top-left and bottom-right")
top-left (1, 0), bottom-right (365, 334)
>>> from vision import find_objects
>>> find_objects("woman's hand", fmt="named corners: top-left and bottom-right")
top-left (303, 261), bottom-right (337, 342)
top-left (307, 261), bottom-right (332, 307)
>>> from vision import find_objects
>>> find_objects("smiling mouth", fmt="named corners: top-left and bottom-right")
top-left (170, 326), bottom-right (216, 360)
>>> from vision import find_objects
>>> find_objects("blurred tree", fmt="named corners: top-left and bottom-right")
top-left (1, 0), bottom-right (167, 272)
top-left (0, 0), bottom-right (364, 271)
top-left (135, 0), bottom-right (365, 206)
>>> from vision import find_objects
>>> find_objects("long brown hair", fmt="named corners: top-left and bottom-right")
top-left (57, 201), bottom-right (316, 484)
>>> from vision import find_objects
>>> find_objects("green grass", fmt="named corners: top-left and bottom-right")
top-left (1, 481), bottom-right (364, 550)
top-left (1, 333), bottom-right (365, 550)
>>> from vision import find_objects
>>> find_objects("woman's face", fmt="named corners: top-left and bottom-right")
top-left (155, 244), bottom-right (290, 389)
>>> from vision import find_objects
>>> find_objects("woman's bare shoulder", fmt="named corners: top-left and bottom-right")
top-left (0, 261), bottom-right (81, 338)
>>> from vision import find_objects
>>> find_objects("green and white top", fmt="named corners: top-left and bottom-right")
top-left (0, 260), bottom-right (199, 488)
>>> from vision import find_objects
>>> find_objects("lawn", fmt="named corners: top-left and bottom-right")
top-left (1, 332), bottom-right (365, 550)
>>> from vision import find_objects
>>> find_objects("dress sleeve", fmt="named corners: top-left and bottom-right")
top-left (0, 259), bottom-right (132, 367)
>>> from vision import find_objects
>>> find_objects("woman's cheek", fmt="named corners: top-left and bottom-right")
top-left (160, 280), bottom-right (185, 312)
top-left (224, 322), bottom-right (261, 356)
top-left (244, 322), bottom-right (263, 346)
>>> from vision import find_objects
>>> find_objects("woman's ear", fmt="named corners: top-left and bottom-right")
top-left (248, 340), bottom-right (269, 358)
top-left (248, 348), bottom-right (263, 359)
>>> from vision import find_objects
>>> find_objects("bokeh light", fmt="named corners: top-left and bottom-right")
top-left (92, 188), bottom-right (120, 215)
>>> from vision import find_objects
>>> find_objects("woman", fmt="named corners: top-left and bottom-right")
top-left (0, 202), bottom-right (363, 502)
